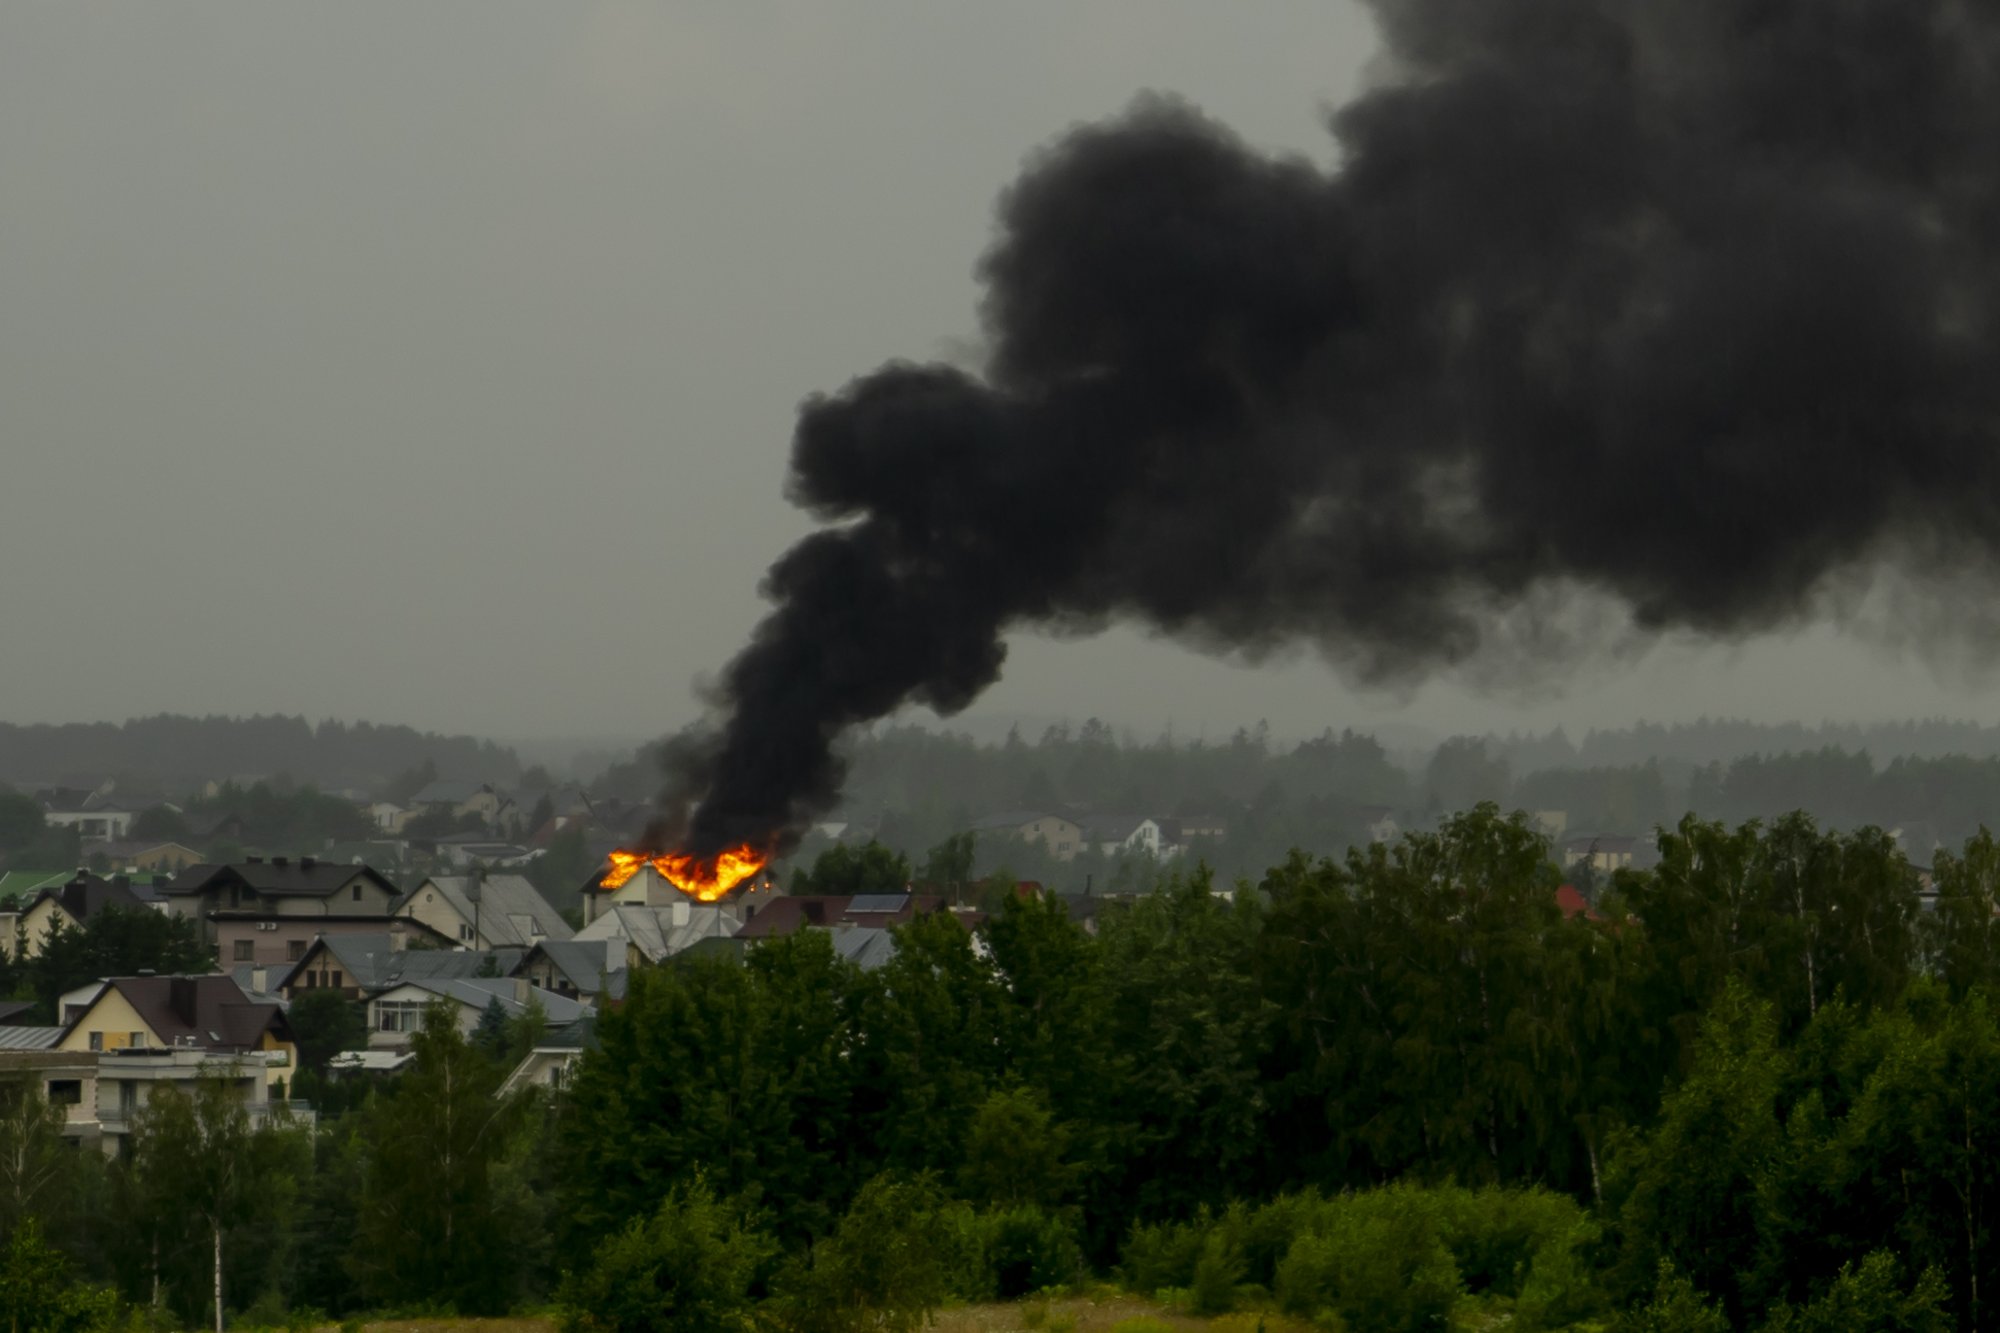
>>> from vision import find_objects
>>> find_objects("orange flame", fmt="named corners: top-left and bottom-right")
top-left (600, 845), bottom-right (768, 903)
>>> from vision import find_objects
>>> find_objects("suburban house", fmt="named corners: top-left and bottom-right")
top-left (498, 1012), bottom-right (597, 1097)
top-left (407, 780), bottom-right (510, 827)
top-left (734, 893), bottom-right (949, 940)
top-left (424, 834), bottom-right (536, 869)
top-left (573, 900), bottom-right (746, 967)
top-left (3, 873), bottom-right (161, 960)
top-left (94, 841), bottom-right (206, 875)
top-left (40, 792), bottom-right (139, 842)
top-left (277, 931), bottom-right (526, 1002)
top-left (578, 860), bottom-right (774, 922)
top-left (1177, 814), bottom-right (1230, 842)
top-left (368, 801), bottom-right (411, 834)
top-left (0, 1047), bottom-right (111, 1147)
top-left (396, 874), bottom-right (573, 950)
top-left (159, 858), bottom-right (410, 968)
top-left (1561, 834), bottom-right (1645, 873)
top-left (1078, 815), bottom-right (1174, 859)
top-left (968, 811), bottom-right (1085, 861)
top-left (511, 939), bottom-right (626, 1001)
top-left (366, 977), bottom-right (587, 1050)
top-left (56, 973), bottom-right (299, 1089)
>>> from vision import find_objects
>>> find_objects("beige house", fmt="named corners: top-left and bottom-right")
top-left (160, 857), bottom-right (409, 968)
top-left (0, 1047), bottom-right (106, 1148)
top-left (397, 874), bottom-right (573, 950)
top-left (58, 974), bottom-right (299, 1089)
top-left (968, 812), bottom-right (1086, 861)
top-left (5, 874), bottom-right (159, 961)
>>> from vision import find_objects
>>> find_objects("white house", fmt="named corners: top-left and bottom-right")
top-left (367, 976), bottom-right (588, 1050)
top-left (1079, 815), bottom-right (1171, 859)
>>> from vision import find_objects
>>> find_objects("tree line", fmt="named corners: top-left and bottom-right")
top-left (12, 806), bottom-right (2000, 1329)
top-left (0, 713), bottom-right (523, 795)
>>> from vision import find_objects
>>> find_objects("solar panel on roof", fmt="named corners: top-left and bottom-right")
top-left (847, 894), bottom-right (911, 914)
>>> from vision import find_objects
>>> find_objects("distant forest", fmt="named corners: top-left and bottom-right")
top-left (13, 714), bottom-right (2000, 877)
top-left (0, 714), bottom-right (522, 794)
top-left (589, 718), bottom-right (2000, 886)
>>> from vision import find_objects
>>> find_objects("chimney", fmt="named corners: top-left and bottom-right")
top-left (246, 855), bottom-right (263, 864)
top-left (272, 856), bottom-right (288, 868)
top-left (301, 855), bottom-right (316, 870)
top-left (169, 976), bottom-right (198, 1028)
top-left (251, 967), bottom-right (268, 994)
top-left (671, 899), bottom-right (690, 928)
top-left (513, 977), bottom-right (530, 1006)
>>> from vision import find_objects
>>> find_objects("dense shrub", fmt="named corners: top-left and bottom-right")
top-left (555, 1178), bottom-right (775, 1333)
top-left (981, 1206), bottom-right (1086, 1299)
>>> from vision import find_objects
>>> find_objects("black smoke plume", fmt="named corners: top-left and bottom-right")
top-left (649, 0), bottom-right (2000, 859)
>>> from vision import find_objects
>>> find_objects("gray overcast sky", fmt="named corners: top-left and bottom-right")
top-left (1, 3), bottom-right (1990, 751)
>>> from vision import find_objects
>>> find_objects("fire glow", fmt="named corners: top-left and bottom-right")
top-left (601, 845), bottom-right (768, 903)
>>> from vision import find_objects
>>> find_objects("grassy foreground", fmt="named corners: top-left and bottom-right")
top-left (317, 1295), bottom-right (1311, 1333)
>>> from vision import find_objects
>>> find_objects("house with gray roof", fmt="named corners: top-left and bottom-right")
top-left (511, 939), bottom-right (626, 1002)
top-left (498, 1012), bottom-right (599, 1097)
top-left (366, 977), bottom-right (586, 1051)
top-left (572, 900), bottom-right (747, 967)
top-left (276, 932), bottom-right (525, 1001)
top-left (397, 874), bottom-right (573, 950)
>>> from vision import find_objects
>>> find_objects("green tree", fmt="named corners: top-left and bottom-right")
top-left (776, 1173), bottom-right (962, 1333)
top-left (791, 841), bottom-right (912, 895)
top-left (848, 911), bottom-right (1006, 1177)
top-left (25, 908), bottom-right (210, 1023)
top-left (555, 1176), bottom-right (774, 1333)
top-left (0, 1217), bottom-right (119, 1333)
top-left (0, 1081), bottom-right (98, 1259)
top-left (350, 1001), bottom-right (526, 1313)
top-left (129, 804), bottom-right (191, 843)
top-left (1759, 1252), bottom-right (1951, 1333)
top-left (920, 832), bottom-right (977, 897)
top-left (471, 997), bottom-right (511, 1062)
top-left (1617, 1261), bottom-right (1728, 1333)
top-left (124, 1074), bottom-right (309, 1332)
top-left (959, 1087), bottom-right (1074, 1212)
top-left (0, 795), bottom-right (44, 858)
top-left (1611, 983), bottom-right (1786, 1323)
top-left (559, 933), bottom-right (861, 1254)
top-left (284, 988), bottom-right (366, 1074)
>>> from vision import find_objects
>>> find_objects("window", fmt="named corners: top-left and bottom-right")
top-left (352, 883), bottom-right (363, 902)
top-left (458, 924), bottom-right (473, 942)
top-left (287, 939), bottom-right (307, 961)
top-left (376, 1000), bottom-right (427, 1033)
top-left (330, 970), bottom-right (342, 989)
top-left (233, 940), bottom-right (254, 962)
top-left (129, 1032), bottom-right (146, 1048)
top-left (87, 1032), bottom-right (103, 1052)
top-left (46, 1080), bottom-right (82, 1107)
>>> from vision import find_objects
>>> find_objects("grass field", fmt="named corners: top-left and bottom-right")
top-left (321, 1295), bottom-right (1309, 1333)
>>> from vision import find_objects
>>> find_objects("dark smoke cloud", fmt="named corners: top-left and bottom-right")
top-left (649, 0), bottom-right (2000, 858)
